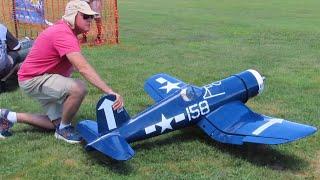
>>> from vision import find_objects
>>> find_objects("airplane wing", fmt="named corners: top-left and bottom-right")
top-left (197, 101), bottom-right (317, 145)
top-left (144, 73), bottom-right (188, 102)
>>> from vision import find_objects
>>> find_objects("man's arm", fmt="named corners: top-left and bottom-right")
top-left (66, 52), bottom-right (123, 109)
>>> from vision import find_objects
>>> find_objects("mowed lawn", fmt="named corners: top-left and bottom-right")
top-left (1, 0), bottom-right (320, 179)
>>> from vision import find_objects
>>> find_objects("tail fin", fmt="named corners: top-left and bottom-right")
top-left (96, 94), bottom-right (131, 135)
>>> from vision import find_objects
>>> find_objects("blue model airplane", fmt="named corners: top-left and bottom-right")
top-left (77, 69), bottom-right (317, 161)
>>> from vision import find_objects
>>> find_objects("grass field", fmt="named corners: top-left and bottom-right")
top-left (1, 0), bottom-right (320, 179)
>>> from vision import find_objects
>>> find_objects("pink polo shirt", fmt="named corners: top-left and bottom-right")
top-left (18, 20), bottom-right (81, 81)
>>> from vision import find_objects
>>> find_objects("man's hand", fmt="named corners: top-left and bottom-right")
top-left (109, 92), bottom-right (124, 110)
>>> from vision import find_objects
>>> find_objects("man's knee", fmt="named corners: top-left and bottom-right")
top-left (69, 80), bottom-right (88, 97)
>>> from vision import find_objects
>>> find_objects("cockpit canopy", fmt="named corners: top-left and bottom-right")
top-left (180, 85), bottom-right (203, 102)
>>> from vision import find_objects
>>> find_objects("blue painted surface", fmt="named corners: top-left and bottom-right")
top-left (77, 69), bottom-right (317, 161)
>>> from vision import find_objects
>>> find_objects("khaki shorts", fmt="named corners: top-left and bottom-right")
top-left (19, 74), bottom-right (77, 121)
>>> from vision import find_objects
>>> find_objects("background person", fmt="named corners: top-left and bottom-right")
top-left (80, 0), bottom-right (104, 45)
top-left (0, 23), bottom-right (21, 79)
top-left (0, 24), bottom-right (33, 93)
top-left (0, 0), bottom-right (123, 142)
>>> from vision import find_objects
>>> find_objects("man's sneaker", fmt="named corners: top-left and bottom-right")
top-left (0, 131), bottom-right (12, 139)
top-left (0, 109), bottom-right (13, 139)
top-left (54, 125), bottom-right (82, 144)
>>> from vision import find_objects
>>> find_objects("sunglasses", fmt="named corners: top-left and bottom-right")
top-left (82, 14), bottom-right (94, 20)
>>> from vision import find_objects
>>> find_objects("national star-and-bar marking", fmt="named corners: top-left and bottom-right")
top-left (145, 113), bottom-right (186, 134)
top-left (156, 77), bottom-right (180, 93)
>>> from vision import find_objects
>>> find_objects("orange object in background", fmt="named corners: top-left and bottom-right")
top-left (0, 0), bottom-right (119, 45)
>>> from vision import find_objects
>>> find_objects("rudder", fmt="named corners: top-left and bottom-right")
top-left (96, 94), bottom-right (131, 135)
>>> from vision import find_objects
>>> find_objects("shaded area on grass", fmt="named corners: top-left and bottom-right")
top-left (0, 74), bottom-right (19, 93)
top-left (78, 126), bottom-right (309, 174)
top-left (80, 147), bottom-right (135, 175)
top-left (138, 128), bottom-right (309, 171)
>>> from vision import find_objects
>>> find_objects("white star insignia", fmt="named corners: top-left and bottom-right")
top-left (159, 81), bottom-right (180, 93)
top-left (156, 114), bottom-right (174, 133)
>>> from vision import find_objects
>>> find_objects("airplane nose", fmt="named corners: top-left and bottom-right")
top-left (247, 69), bottom-right (265, 95)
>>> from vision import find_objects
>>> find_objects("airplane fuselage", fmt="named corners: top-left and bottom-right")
top-left (115, 70), bottom-right (263, 142)
top-left (77, 69), bottom-right (316, 161)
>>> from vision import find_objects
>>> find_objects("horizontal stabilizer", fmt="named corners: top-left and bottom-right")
top-left (77, 120), bottom-right (100, 145)
top-left (77, 120), bottom-right (135, 160)
top-left (86, 132), bottom-right (135, 161)
top-left (144, 73), bottom-right (187, 102)
top-left (197, 101), bottom-right (317, 145)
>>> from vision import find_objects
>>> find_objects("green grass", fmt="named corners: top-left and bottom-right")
top-left (1, 0), bottom-right (320, 179)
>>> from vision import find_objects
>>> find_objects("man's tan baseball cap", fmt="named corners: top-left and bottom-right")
top-left (62, 0), bottom-right (98, 29)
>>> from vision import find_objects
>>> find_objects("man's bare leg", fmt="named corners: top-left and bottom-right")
top-left (53, 80), bottom-right (87, 144)
top-left (17, 113), bottom-right (58, 130)
top-left (60, 80), bottom-right (87, 125)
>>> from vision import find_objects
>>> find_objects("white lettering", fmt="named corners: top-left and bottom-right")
top-left (186, 100), bottom-right (210, 121)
